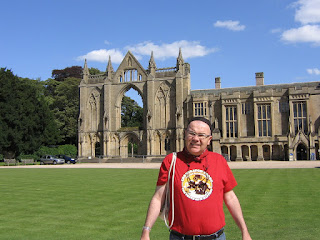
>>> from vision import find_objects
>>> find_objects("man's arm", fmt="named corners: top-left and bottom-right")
top-left (140, 184), bottom-right (166, 240)
top-left (224, 190), bottom-right (252, 240)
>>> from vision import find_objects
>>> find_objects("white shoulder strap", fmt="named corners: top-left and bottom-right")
top-left (165, 152), bottom-right (176, 228)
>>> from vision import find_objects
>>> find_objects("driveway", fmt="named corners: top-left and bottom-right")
top-left (1, 161), bottom-right (319, 169)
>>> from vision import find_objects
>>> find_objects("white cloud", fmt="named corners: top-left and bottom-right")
top-left (294, 0), bottom-right (320, 25)
top-left (307, 68), bottom-right (320, 75)
top-left (77, 49), bottom-right (124, 63)
top-left (281, 24), bottom-right (320, 44)
top-left (77, 41), bottom-right (217, 63)
top-left (281, 0), bottom-right (320, 45)
top-left (126, 40), bottom-right (218, 60)
top-left (213, 20), bottom-right (246, 31)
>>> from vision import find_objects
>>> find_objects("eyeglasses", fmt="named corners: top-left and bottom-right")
top-left (187, 130), bottom-right (211, 140)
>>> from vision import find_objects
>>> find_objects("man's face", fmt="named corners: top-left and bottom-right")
top-left (185, 120), bottom-right (212, 156)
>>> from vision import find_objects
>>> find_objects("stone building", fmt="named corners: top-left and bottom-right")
top-left (78, 51), bottom-right (320, 161)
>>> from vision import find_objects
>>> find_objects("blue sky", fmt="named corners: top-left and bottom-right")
top-left (1, 0), bottom-right (320, 95)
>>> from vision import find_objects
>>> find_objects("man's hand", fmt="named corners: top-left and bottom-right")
top-left (224, 190), bottom-right (252, 240)
top-left (140, 185), bottom-right (166, 240)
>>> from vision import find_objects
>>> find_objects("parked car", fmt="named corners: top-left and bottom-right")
top-left (56, 155), bottom-right (77, 164)
top-left (39, 155), bottom-right (65, 165)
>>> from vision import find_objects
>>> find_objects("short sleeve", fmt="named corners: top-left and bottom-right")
top-left (156, 153), bottom-right (174, 186)
top-left (223, 161), bottom-right (237, 192)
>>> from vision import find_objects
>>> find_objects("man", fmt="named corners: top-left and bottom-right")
top-left (141, 117), bottom-right (252, 240)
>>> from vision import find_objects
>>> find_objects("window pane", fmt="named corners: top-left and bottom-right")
top-left (268, 120), bottom-right (271, 136)
top-left (235, 123), bottom-right (238, 137)
top-left (303, 119), bottom-right (307, 133)
top-left (294, 119), bottom-right (298, 133)
top-left (302, 102), bottom-right (306, 117)
top-left (230, 123), bottom-right (234, 137)
top-left (263, 106), bottom-right (266, 119)
top-left (298, 119), bottom-right (302, 130)
top-left (258, 121), bottom-right (262, 136)
top-left (226, 122), bottom-right (229, 137)
top-left (258, 106), bottom-right (261, 119)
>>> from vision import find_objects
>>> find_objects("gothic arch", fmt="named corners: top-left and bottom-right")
top-left (110, 134), bottom-right (120, 156)
top-left (154, 130), bottom-right (163, 155)
top-left (155, 82), bottom-right (175, 129)
top-left (120, 132), bottom-right (141, 157)
top-left (79, 50), bottom-right (190, 160)
top-left (114, 83), bottom-right (145, 130)
top-left (87, 88), bottom-right (102, 132)
top-left (115, 83), bottom-right (144, 108)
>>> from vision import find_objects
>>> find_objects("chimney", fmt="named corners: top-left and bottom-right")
top-left (255, 72), bottom-right (264, 86)
top-left (215, 77), bottom-right (221, 89)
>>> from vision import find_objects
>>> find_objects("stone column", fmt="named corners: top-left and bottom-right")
top-left (248, 145), bottom-right (252, 161)
top-left (257, 144), bottom-right (264, 161)
top-left (236, 145), bottom-right (243, 161)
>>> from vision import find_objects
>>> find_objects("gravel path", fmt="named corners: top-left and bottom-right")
top-left (1, 161), bottom-right (319, 169)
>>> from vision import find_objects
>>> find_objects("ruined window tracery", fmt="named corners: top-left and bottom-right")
top-left (122, 69), bottom-right (138, 82)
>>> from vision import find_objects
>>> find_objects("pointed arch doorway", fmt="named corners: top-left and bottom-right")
top-left (296, 143), bottom-right (308, 160)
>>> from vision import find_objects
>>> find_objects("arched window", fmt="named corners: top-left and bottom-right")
top-left (95, 142), bottom-right (101, 157)
top-left (165, 136), bottom-right (171, 151)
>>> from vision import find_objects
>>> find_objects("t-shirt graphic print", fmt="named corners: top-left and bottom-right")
top-left (181, 169), bottom-right (213, 201)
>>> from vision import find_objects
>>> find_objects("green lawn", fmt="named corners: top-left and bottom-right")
top-left (0, 168), bottom-right (319, 239)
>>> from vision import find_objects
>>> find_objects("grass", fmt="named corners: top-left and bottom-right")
top-left (0, 168), bottom-right (319, 239)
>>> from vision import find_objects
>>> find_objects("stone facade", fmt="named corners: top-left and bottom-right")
top-left (78, 51), bottom-right (320, 161)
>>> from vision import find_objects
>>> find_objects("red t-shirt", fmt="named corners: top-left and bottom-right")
top-left (157, 149), bottom-right (237, 235)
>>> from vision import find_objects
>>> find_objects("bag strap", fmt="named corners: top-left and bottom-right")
top-left (164, 152), bottom-right (176, 228)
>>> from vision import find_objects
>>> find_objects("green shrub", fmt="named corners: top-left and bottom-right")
top-left (35, 145), bottom-right (77, 158)
top-left (57, 145), bottom-right (77, 157)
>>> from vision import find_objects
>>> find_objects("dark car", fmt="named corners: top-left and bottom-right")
top-left (56, 155), bottom-right (77, 164)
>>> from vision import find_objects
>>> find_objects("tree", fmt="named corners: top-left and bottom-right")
top-left (0, 68), bottom-right (61, 158)
top-left (89, 67), bottom-right (103, 75)
top-left (45, 66), bottom-right (83, 145)
top-left (121, 96), bottom-right (143, 128)
top-left (44, 77), bottom-right (80, 145)
top-left (52, 66), bottom-right (82, 81)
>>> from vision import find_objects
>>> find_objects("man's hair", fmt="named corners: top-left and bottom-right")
top-left (187, 117), bottom-right (212, 134)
